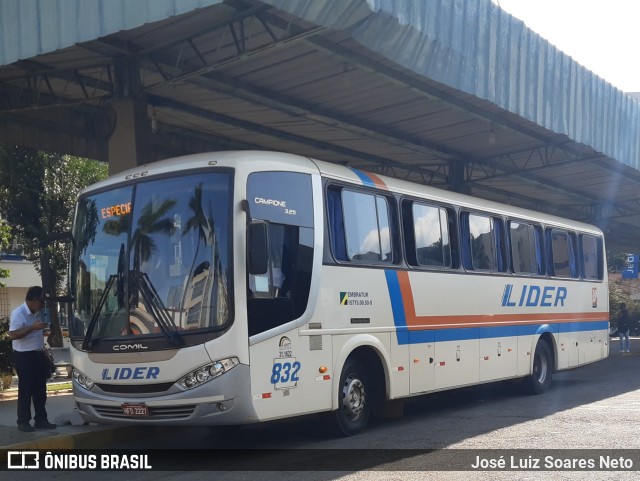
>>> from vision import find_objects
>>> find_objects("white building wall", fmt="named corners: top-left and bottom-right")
top-left (0, 258), bottom-right (41, 317)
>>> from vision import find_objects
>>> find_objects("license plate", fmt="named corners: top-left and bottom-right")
top-left (121, 403), bottom-right (149, 416)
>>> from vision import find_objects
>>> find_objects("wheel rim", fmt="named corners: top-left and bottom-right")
top-left (534, 350), bottom-right (548, 384)
top-left (341, 374), bottom-right (366, 421)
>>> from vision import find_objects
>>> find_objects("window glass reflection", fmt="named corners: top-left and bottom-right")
top-left (342, 190), bottom-right (391, 262)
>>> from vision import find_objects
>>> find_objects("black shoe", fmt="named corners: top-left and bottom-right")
top-left (18, 423), bottom-right (35, 432)
top-left (34, 421), bottom-right (56, 429)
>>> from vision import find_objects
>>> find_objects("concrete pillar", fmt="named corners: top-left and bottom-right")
top-left (448, 159), bottom-right (470, 194)
top-left (108, 97), bottom-right (150, 174)
top-left (108, 57), bottom-right (150, 174)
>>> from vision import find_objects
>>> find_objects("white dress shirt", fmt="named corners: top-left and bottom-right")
top-left (9, 302), bottom-right (44, 352)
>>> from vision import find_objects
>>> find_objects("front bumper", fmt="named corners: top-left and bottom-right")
top-left (74, 364), bottom-right (257, 425)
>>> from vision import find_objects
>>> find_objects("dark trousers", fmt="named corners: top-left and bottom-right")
top-left (12, 350), bottom-right (48, 425)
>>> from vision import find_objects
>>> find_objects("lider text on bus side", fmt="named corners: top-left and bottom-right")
top-left (501, 284), bottom-right (567, 307)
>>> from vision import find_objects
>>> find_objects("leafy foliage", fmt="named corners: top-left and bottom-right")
top-left (609, 278), bottom-right (640, 334)
top-left (0, 317), bottom-right (11, 374)
top-left (0, 146), bottom-right (108, 346)
top-left (607, 251), bottom-right (629, 273)
top-left (0, 219), bottom-right (9, 285)
top-left (0, 147), bottom-right (108, 287)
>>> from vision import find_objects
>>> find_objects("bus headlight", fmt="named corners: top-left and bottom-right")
top-left (73, 368), bottom-right (95, 390)
top-left (177, 357), bottom-right (239, 390)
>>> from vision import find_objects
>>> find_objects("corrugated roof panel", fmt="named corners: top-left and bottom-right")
top-left (261, 0), bottom-right (373, 30)
top-left (3, 0), bottom-right (640, 175)
top-left (0, 0), bottom-right (223, 66)
top-left (262, 0), bottom-right (640, 170)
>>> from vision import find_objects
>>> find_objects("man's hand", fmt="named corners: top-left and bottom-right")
top-left (8, 321), bottom-right (48, 340)
top-left (31, 321), bottom-right (48, 331)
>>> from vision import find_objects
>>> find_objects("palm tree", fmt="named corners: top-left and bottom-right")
top-left (130, 199), bottom-right (177, 270)
top-left (184, 184), bottom-right (212, 251)
top-left (181, 184), bottom-right (214, 323)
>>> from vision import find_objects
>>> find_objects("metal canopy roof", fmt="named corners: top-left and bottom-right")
top-left (1, 0), bottom-right (640, 251)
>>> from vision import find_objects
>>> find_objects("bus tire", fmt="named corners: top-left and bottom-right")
top-left (335, 357), bottom-right (371, 436)
top-left (527, 340), bottom-right (552, 395)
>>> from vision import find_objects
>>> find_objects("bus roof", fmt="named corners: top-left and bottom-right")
top-left (83, 150), bottom-right (602, 235)
top-left (313, 157), bottom-right (603, 235)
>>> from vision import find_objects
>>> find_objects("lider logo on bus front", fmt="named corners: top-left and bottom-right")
top-left (102, 366), bottom-right (160, 381)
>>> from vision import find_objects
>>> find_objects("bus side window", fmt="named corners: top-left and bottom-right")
top-left (404, 200), bottom-right (453, 269)
top-left (327, 186), bottom-right (394, 265)
top-left (581, 234), bottom-right (602, 280)
top-left (493, 217), bottom-right (507, 272)
top-left (327, 187), bottom-right (348, 261)
top-left (461, 212), bottom-right (498, 271)
top-left (547, 228), bottom-right (578, 278)
top-left (509, 221), bottom-right (544, 275)
top-left (342, 190), bottom-right (392, 263)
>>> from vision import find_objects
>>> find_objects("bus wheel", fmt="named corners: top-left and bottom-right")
top-left (527, 341), bottom-right (552, 395)
top-left (335, 358), bottom-right (371, 436)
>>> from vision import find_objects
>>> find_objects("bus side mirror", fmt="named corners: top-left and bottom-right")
top-left (248, 222), bottom-right (269, 275)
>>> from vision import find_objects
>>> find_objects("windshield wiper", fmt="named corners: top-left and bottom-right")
top-left (82, 242), bottom-right (183, 348)
top-left (130, 270), bottom-right (183, 347)
top-left (82, 274), bottom-right (116, 350)
top-left (82, 243), bottom-right (127, 350)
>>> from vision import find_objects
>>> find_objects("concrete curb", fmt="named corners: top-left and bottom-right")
top-left (0, 389), bottom-right (73, 402)
top-left (2, 425), bottom-right (169, 450)
top-left (0, 391), bottom-right (171, 451)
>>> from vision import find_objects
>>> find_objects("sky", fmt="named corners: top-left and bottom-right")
top-left (492, 0), bottom-right (640, 93)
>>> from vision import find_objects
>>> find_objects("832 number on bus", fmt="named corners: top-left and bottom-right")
top-left (271, 359), bottom-right (301, 389)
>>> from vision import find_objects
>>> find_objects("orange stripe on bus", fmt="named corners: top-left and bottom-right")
top-left (366, 172), bottom-right (388, 190)
top-left (394, 270), bottom-right (607, 330)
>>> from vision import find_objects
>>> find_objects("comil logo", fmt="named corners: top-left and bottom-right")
top-left (112, 343), bottom-right (148, 351)
top-left (7, 451), bottom-right (39, 469)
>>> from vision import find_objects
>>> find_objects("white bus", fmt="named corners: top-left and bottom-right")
top-left (69, 151), bottom-right (609, 435)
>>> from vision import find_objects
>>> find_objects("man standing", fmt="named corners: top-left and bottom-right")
top-left (618, 303), bottom-right (632, 354)
top-left (8, 286), bottom-right (56, 432)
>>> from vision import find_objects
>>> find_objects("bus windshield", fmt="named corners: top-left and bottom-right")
top-left (69, 172), bottom-right (233, 351)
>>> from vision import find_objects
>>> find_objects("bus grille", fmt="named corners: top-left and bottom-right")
top-left (96, 382), bottom-right (174, 394)
top-left (93, 404), bottom-right (196, 420)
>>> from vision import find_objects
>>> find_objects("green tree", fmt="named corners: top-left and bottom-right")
top-left (0, 146), bottom-right (108, 346)
top-left (607, 251), bottom-right (628, 272)
top-left (0, 219), bottom-right (9, 285)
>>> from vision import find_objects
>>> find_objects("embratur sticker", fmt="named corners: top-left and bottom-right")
top-left (340, 292), bottom-right (349, 305)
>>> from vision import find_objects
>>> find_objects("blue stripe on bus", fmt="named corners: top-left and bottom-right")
top-left (384, 269), bottom-right (405, 327)
top-left (394, 321), bottom-right (609, 345)
top-left (384, 269), bottom-right (608, 345)
top-left (350, 168), bottom-right (376, 188)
